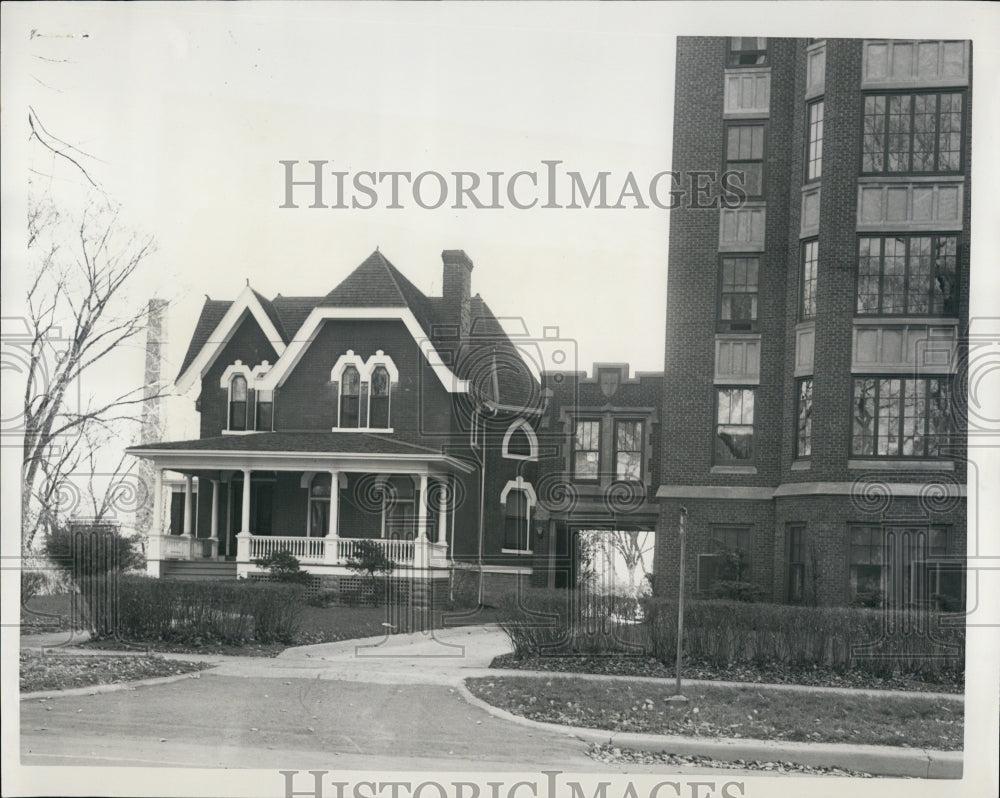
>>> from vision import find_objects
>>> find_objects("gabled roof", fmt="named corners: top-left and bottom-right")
top-left (176, 299), bottom-right (233, 380)
top-left (174, 250), bottom-right (538, 402)
top-left (320, 250), bottom-right (437, 338)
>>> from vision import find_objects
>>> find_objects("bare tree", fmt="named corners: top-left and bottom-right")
top-left (607, 530), bottom-right (655, 596)
top-left (21, 190), bottom-right (161, 551)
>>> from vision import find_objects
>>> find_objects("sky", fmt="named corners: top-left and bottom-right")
top-left (3, 3), bottom-right (1000, 796)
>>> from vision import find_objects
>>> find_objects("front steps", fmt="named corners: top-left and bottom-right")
top-left (159, 560), bottom-right (238, 580)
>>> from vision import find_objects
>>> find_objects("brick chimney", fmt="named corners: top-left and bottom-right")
top-left (441, 249), bottom-right (473, 338)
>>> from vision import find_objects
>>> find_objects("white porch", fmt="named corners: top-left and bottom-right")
top-left (134, 445), bottom-right (472, 581)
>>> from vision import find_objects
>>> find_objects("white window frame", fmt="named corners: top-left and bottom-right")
top-left (330, 350), bottom-right (399, 431)
top-left (501, 418), bottom-right (539, 461)
top-left (500, 476), bottom-right (536, 554)
top-left (219, 361), bottom-right (255, 434)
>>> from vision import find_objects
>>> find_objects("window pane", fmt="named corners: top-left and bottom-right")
top-left (716, 389), bottom-right (754, 462)
top-left (911, 94), bottom-right (937, 171)
top-left (852, 379), bottom-right (875, 456)
top-left (907, 237), bottom-right (932, 314)
top-left (932, 236), bottom-right (958, 315)
top-left (877, 379), bottom-right (901, 456)
top-left (901, 379), bottom-right (925, 456)
top-left (926, 378), bottom-right (953, 456)
top-left (807, 101), bottom-right (824, 180)
top-left (616, 452), bottom-right (641, 481)
top-left (856, 237), bottom-right (881, 313)
top-left (938, 93), bottom-right (962, 170)
top-left (801, 240), bottom-right (818, 319)
top-left (796, 379), bottom-right (813, 457)
top-left (231, 375), bottom-right (247, 401)
top-left (882, 237), bottom-right (906, 314)
top-left (886, 94), bottom-right (911, 172)
top-left (862, 96), bottom-right (886, 172)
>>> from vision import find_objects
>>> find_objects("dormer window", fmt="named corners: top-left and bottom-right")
top-left (369, 366), bottom-right (390, 429)
top-left (229, 375), bottom-right (248, 431)
top-left (340, 366), bottom-right (361, 429)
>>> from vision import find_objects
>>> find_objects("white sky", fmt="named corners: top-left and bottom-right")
top-left (2, 3), bottom-right (1000, 797)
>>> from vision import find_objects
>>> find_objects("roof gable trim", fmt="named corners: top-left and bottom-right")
top-left (176, 285), bottom-right (288, 393)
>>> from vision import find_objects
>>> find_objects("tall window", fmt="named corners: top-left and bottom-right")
top-left (255, 396), bottom-right (273, 431)
top-left (503, 490), bottom-right (530, 552)
top-left (862, 91), bottom-right (964, 174)
top-left (308, 473), bottom-right (332, 537)
top-left (614, 420), bottom-right (643, 481)
top-left (718, 256), bottom-right (759, 331)
top-left (787, 525), bottom-right (805, 603)
top-left (849, 525), bottom-right (960, 608)
top-left (573, 419), bottom-right (601, 480)
top-left (698, 526), bottom-right (751, 593)
top-left (852, 377), bottom-right (953, 458)
top-left (228, 375), bottom-right (248, 431)
top-left (727, 37), bottom-right (767, 66)
top-left (796, 379), bottom-right (813, 458)
top-left (369, 365), bottom-right (390, 429)
top-left (806, 100), bottom-right (824, 181)
top-left (725, 124), bottom-right (765, 197)
top-left (715, 388), bottom-right (755, 463)
top-left (339, 366), bottom-right (360, 428)
top-left (800, 240), bottom-right (819, 320)
top-left (856, 235), bottom-right (958, 316)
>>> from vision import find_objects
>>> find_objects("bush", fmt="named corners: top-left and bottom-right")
top-left (44, 522), bottom-right (143, 578)
top-left (86, 575), bottom-right (305, 645)
top-left (345, 540), bottom-right (395, 605)
top-left (709, 580), bottom-right (766, 602)
top-left (495, 588), bottom-right (964, 683)
top-left (643, 598), bottom-right (964, 681)
top-left (497, 588), bottom-right (646, 658)
top-left (251, 549), bottom-right (312, 585)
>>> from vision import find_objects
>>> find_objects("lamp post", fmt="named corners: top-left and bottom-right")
top-left (667, 506), bottom-right (689, 703)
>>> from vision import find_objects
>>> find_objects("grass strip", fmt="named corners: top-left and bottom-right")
top-left (465, 675), bottom-right (963, 751)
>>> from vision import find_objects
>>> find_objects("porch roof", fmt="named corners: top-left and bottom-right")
top-left (128, 432), bottom-right (474, 473)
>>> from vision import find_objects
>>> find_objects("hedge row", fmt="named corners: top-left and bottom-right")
top-left (497, 588), bottom-right (964, 681)
top-left (80, 575), bottom-right (304, 645)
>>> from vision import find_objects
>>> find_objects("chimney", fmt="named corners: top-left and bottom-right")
top-left (441, 249), bottom-right (473, 338)
top-left (136, 298), bottom-right (168, 537)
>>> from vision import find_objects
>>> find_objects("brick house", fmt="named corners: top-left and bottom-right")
top-left (129, 249), bottom-right (561, 598)
top-left (655, 37), bottom-right (969, 609)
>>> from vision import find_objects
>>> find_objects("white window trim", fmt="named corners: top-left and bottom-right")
top-left (330, 350), bottom-right (399, 432)
top-left (501, 419), bottom-right (539, 461)
top-left (500, 477), bottom-right (536, 554)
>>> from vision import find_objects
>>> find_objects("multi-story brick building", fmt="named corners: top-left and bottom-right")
top-left (655, 37), bottom-right (970, 608)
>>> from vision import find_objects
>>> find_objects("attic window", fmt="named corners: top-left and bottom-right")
top-left (340, 366), bottom-right (360, 428)
top-left (502, 419), bottom-right (538, 461)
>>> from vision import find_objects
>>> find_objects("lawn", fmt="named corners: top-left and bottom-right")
top-left (465, 675), bottom-right (964, 751)
top-left (20, 651), bottom-right (211, 693)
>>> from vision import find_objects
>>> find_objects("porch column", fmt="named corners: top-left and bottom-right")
top-left (240, 469), bottom-right (252, 535)
top-left (436, 477), bottom-right (448, 545)
top-left (182, 474), bottom-right (193, 537)
top-left (147, 467), bottom-right (164, 576)
top-left (209, 479), bottom-right (220, 558)
top-left (417, 474), bottom-right (429, 541)
top-left (327, 470), bottom-right (340, 539)
top-left (236, 469), bottom-right (252, 567)
top-left (323, 470), bottom-right (341, 565)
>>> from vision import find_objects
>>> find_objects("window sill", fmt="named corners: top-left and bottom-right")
top-left (710, 465), bottom-right (758, 475)
top-left (502, 453), bottom-right (538, 462)
top-left (852, 316), bottom-right (959, 326)
top-left (790, 459), bottom-right (811, 471)
top-left (501, 549), bottom-right (534, 556)
top-left (221, 430), bottom-right (259, 436)
top-left (848, 459), bottom-right (955, 471)
top-left (330, 427), bottom-right (394, 433)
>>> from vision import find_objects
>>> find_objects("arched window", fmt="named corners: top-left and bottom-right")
top-left (229, 375), bottom-right (248, 431)
top-left (369, 365), bottom-right (391, 429)
top-left (502, 419), bottom-right (538, 460)
top-left (340, 366), bottom-right (360, 428)
top-left (503, 490), bottom-right (530, 552)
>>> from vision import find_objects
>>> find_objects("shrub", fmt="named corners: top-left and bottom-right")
top-left (251, 549), bottom-right (312, 585)
top-left (643, 598), bottom-right (964, 681)
top-left (44, 522), bottom-right (143, 579)
top-left (86, 575), bottom-right (304, 645)
top-left (345, 540), bottom-right (395, 605)
top-left (709, 580), bottom-right (766, 602)
top-left (21, 570), bottom-right (47, 606)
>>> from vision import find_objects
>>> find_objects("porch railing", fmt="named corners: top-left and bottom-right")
top-left (247, 535), bottom-right (327, 562)
top-left (336, 537), bottom-right (415, 564)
